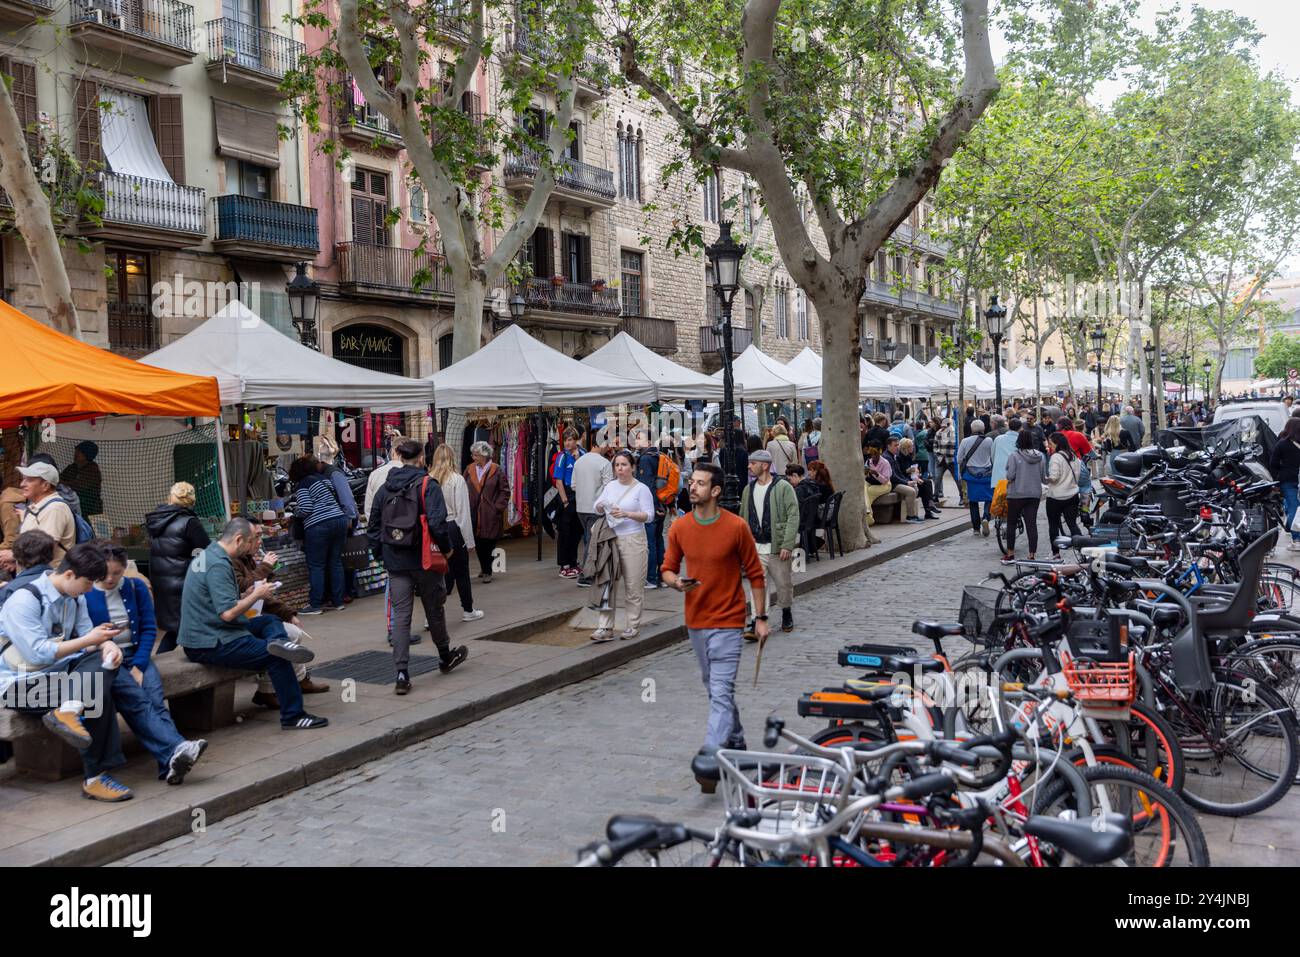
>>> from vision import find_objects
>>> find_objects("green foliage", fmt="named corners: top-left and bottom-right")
top-left (1254, 333), bottom-right (1300, 381)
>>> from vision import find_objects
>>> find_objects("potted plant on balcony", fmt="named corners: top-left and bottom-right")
top-left (550, 274), bottom-right (566, 287)
top-left (590, 278), bottom-right (606, 292)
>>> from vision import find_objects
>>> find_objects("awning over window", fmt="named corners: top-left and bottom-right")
top-left (100, 89), bottom-right (174, 183)
top-left (212, 98), bottom-right (281, 168)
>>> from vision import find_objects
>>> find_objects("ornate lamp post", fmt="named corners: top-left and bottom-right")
top-left (286, 262), bottom-right (321, 350)
top-left (705, 221), bottom-right (747, 513)
top-left (509, 292), bottom-right (526, 323)
top-left (1160, 352), bottom-right (1176, 427)
top-left (1202, 357), bottom-right (1213, 407)
top-left (1090, 326), bottom-right (1106, 407)
top-left (1143, 341), bottom-right (1156, 433)
top-left (882, 337), bottom-right (897, 368)
top-left (1180, 352), bottom-right (1190, 398)
top-left (985, 294), bottom-right (1006, 410)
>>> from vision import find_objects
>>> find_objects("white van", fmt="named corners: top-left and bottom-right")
top-left (1210, 399), bottom-right (1289, 436)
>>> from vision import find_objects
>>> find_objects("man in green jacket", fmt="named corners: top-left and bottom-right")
top-left (740, 449), bottom-right (800, 635)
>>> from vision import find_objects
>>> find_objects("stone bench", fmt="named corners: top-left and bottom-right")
top-left (0, 654), bottom-right (249, 780)
top-left (870, 492), bottom-right (903, 525)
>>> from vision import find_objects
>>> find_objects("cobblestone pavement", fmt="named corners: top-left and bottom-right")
top-left (119, 516), bottom-right (1299, 867)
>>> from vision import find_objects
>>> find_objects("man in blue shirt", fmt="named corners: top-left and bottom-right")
top-left (551, 428), bottom-right (584, 578)
top-left (179, 518), bottom-right (327, 730)
top-left (0, 542), bottom-right (132, 801)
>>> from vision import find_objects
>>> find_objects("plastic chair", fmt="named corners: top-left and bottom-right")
top-left (818, 491), bottom-right (845, 559)
top-left (797, 491), bottom-right (821, 561)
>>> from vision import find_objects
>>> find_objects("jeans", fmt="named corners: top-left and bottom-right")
top-left (388, 567), bottom-right (451, 674)
top-left (110, 662), bottom-right (186, 779)
top-left (303, 515), bottom-right (348, 609)
top-left (935, 458), bottom-right (960, 501)
top-left (688, 628), bottom-right (746, 749)
top-left (967, 500), bottom-right (991, 530)
top-left (1284, 482), bottom-right (1300, 542)
top-left (645, 516), bottom-right (664, 585)
top-left (556, 495), bottom-right (581, 568)
top-left (9, 654), bottom-right (123, 778)
top-left (1004, 497), bottom-right (1040, 555)
top-left (184, 619), bottom-right (306, 724)
top-left (444, 543), bottom-right (474, 613)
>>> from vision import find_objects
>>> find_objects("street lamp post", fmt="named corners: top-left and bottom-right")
top-left (882, 337), bottom-right (897, 368)
top-left (705, 221), bottom-right (747, 514)
top-left (1202, 357), bottom-right (1212, 408)
top-left (985, 294), bottom-right (1006, 411)
top-left (286, 262), bottom-right (321, 350)
top-left (1180, 352), bottom-right (1190, 399)
top-left (1143, 341), bottom-right (1156, 435)
top-left (1160, 352), bottom-right (1176, 428)
top-left (1090, 326), bottom-right (1106, 410)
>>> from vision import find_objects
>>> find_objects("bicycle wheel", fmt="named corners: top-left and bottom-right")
top-left (615, 833), bottom-right (754, 867)
top-left (1032, 765), bottom-right (1210, 867)
top-left (1258, 573), bottom-right (1300, 616)
top-left (1098, 700), bottom-right (1185, 793)
top-left (994, 518), bottom-right (1007, 554)
top-left (1166, 673), bottom-right (1299, 817)
top-left (1220, 636), bottom-right (1300, 785)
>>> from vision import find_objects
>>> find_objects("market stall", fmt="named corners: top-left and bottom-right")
top-left (581, 332), bottom-right (728, 401)
top-left (0, 300), bottom-right (223, 567)
top-left (430, 324), bottom-right (656, 559)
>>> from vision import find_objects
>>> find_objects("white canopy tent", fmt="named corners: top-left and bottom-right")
top-left (581, 332), bottom-right (727, 401)
top-left (144, 300), bottom-right (435, 411)
top-left (429, 324), bottom-right (656, 408)
top-left (714, 344), bottom-right (821, 401)
top-left (890, 354), bottom-right (952, 398)
top-left (922, 356), bottom-right (998, 399)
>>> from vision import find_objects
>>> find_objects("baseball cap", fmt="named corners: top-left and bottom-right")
top-left (18, 462), bottom-right (59, 485)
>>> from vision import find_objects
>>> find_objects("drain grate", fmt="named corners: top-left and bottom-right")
top-left (310, 649), bottom-right (443, 685)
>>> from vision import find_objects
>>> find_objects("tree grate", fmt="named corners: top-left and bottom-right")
top-left (309, 650), bottom-right (444, 685)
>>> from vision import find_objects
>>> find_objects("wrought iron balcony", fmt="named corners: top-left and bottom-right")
top-left (518, 277), bottom-right (621, 317)
top-left (892, 221), bottom-right (950, 257)
top-left (212, 195), bottom-right (318, 260)
top-left (84, 171), bottom-right (206, 247)
top-left (342, 78), bottom-right (404, 149)
top-left (429, 0), bottom-right (471, 41)
top-left (336, 242), bottom-right (453, 300)
top-left (618, 315), bottom-right (677, 354)
top-left (699, 323), bottom-right (752, 358)
top-left (205, 18), bottom-right (304, 91)
top-left (503, 149), bottom-right (615, 208)
top-left (859, 278), bottom-right (960, 322)
top-left (0, 0), bottom-right (53, 25)
top-left (513, 24), bottom-right (609, 100)
top-left (69, 0), bottom-right (197, 66)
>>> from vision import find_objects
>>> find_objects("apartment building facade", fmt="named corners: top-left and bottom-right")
top-left (2, 1), bottom-right (957, 389)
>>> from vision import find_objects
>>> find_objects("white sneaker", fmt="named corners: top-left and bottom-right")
top-left (1289, 541), bottom-right (1300, 552)
top-left (619, 628), bottom-right (639, 640)
top-left (462, 609), bottom-right (485, 622)
top-left (644, 582), bottom-right (659, 590)
top-left (589, 629), bottom-right (614, 643)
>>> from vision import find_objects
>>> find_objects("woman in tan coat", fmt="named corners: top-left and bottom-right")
top-left (464, 441), bottom-right (511, 583)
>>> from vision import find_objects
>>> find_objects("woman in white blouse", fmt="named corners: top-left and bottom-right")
top-left (590, 450), bottom-right (656, 643)
top-left (429, 444), bottom-right (484, 623)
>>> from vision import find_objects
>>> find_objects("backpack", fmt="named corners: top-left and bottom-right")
top-left (655, 454), bottom-right (681, 506)
top-left (380, 476), bottom-right (424, 548)
top-left (70, 509), bottom-right (94, 544)
top-left (888, 422), bottom-right (906, 440)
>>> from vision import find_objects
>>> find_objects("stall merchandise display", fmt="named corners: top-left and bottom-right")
top-left (354, 555), bottom-right (388, 597)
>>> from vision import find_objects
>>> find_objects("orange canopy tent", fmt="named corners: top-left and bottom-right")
top-left (0, 300), bottom-right (220, 424)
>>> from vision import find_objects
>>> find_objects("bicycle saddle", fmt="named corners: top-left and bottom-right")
top-left (1023, 814), bottom-right (1132, 865)
top-left (605, 815), bottom-right (689, 850)
top-left (912, 621), bottom-right (964, 641)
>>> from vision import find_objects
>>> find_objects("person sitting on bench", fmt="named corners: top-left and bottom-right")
top-left (0, 542), bottom-right (133, 801)
top-left (179, 518), bottom-right (327, 731)
top-left (87, 543), bottom-right (207, 785)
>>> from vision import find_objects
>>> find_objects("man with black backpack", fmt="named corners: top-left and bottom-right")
top-left (367, 440), bottom-right (468, 695)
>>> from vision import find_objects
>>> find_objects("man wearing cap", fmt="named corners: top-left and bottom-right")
top-left (740, 449), bottom-right (799, 634)
top-left (17, 462), bottom-right (75, 562)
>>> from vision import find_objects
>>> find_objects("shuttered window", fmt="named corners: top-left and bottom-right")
top-left (75, 79), bottom-right (102, 167)
top-left (351, 168), bottom-right (389, 246)
top-left (1, 60), bottom-right (39, 157)
top-left (152, 94), bottom-right (185, 184)
top-left (562, 231), bottom-right (590, 283)
top-left (520, 225), bottom-right (552, 277)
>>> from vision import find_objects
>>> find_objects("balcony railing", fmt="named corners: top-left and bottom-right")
top-left (0, 0), bottom-right (55, 22)
top-left (213, 195), bottom-right (318, 252)
top-left (107, 294), bottom-right (159, 354)
top-left (618, 315), bottom-right (676, 353)
top-left (98, 171), bottom-right (206, 235)
top-left (860, 278), bottom-right (960, 321)
top-left (504, 149), bottom-right (615, 203)
top-left (699, 323), bottom-right (752, 357)
top-left (430, 0), bottom-right (470, 39)
top-left (336, 242), bottom-right (453, 297)
top-left (513, 25), bottom-right (608, 93)
top-left (519, 277), bottom-right (620, 316)
top-left (70, 0), bottom-right (196, 53)
top-left (205, 18), bottom-right (304, 80)
top-left (893, 221), bottom-right (950, 257)
top-left (343, 79), bottom-right (402, 141)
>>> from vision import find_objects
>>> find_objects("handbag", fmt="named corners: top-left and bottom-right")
top-left (419, 477), bottom-right (449, 575)
top-left (341, 531), bottom-right (371, 572)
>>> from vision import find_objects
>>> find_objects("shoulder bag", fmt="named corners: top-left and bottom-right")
top-left (419, 477), bottom-right (450, 575)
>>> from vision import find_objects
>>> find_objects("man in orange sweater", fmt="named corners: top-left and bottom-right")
top-left (663, 462), bottom-right (767, 766)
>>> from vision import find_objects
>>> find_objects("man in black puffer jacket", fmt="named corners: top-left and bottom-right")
top-left (367, 440), bottom-right (467, 694)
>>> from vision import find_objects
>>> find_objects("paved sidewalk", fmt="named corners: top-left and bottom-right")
top-left (0, 508), bottom-right (969, 866)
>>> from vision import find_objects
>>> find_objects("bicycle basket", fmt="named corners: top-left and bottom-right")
top-left (715, 749), bottom-right (856, 839)
top-left (1060, 650), bottom-right (1136, 706)
top-left (959, 584), bottom-right (1002, 644)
